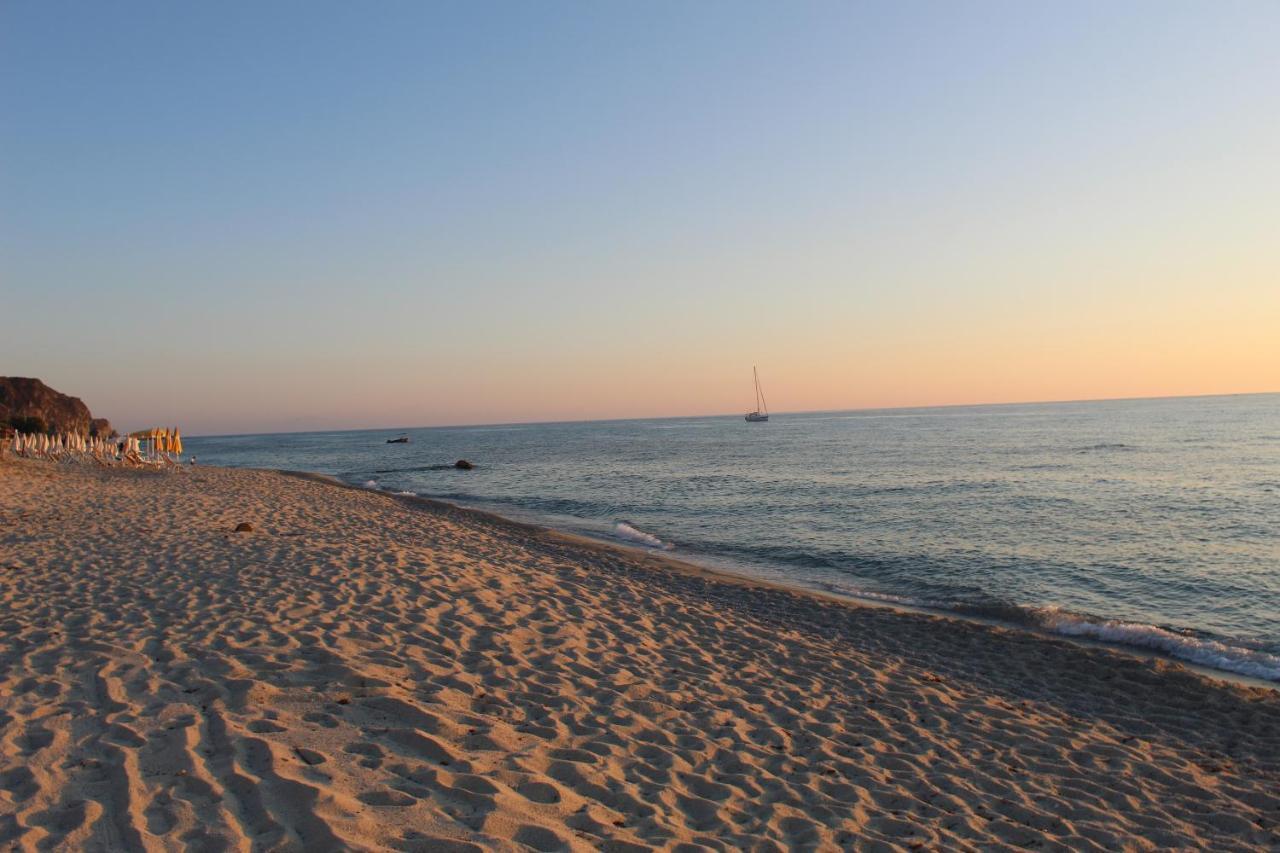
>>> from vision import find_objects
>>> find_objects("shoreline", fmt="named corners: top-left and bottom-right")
top-left (322, 468), bottom-right (1280, 692)
top-left (3, 458), bottom-right (1278, 850)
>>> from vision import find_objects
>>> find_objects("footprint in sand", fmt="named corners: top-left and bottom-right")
top-left (0, 767), bottom-right (39, 802)
top-left (516, 780), bottom-right (562, 804)
top-left (303, 711), bottom-right (340, 728)
top-left (247, 719), bottom-right (287, 733)
top-left (400, 833), bottom-right (484, 853)
top-left (513, 824), bottom-right (567, 851)
top-left (343, 741), bottom-right (384, 769)
top-left (15, 724), bottom-right (54, 755)
top-left (357, 788), bottom-right (417, 806)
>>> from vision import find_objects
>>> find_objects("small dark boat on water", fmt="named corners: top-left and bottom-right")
top-left (386, 434), bottom-right (410, 444)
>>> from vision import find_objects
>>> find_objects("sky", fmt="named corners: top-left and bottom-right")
top-left (2, 2), bottom-right (1277, 435)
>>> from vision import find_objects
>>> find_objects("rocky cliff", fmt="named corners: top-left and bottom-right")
top-left (0, 377), bottom-right (114, 436)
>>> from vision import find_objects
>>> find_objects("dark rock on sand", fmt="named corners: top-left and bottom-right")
top-left (234, 522), bottom-right (254, 533)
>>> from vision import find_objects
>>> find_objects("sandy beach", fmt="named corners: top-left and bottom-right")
top-left (1, 460), bottom-right (1277, 851)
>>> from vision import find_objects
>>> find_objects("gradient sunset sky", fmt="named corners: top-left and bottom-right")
top-left (2, 2), bottom-right (1277, 435)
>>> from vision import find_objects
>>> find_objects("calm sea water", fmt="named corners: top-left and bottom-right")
top-left (188, 394), bottom-right (1280, 681)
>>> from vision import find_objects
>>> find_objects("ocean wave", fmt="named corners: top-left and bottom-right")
top-left (791, 580), bottom-right (1280, 683)
top-left (614, 522), bottom-right (672, 550)
top-left (1035, 609), bottom-right (1280, 682)
top-left (419, 492), bottom-right (613, 520)
top-left (944, 601), bottom-right (1280, 682)
top-left (829, 586), bottom-right (924, 608)
top-left (1072, 443), bottom-right (1137, 452)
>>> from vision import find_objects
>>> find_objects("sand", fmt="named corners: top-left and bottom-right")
top-left (1, 460), bottom-right (1277, 852)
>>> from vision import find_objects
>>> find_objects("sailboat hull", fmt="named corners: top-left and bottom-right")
top-left (745, 412), bottom-right (769, 422)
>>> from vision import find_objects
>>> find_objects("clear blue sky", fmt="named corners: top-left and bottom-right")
top-left (3, 2), bottom-right (1277, 434)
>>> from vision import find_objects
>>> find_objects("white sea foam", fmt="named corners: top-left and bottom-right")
top-left (394, 490), bottom-right (416, 497)
top-left (614, 522), bottom-right (672, 550)
top-left (363, 479), bottom-right (379, 489)
top-left (841, 588), bottom-right (923, 608)
top-left (839, 592), bottom-right (1280, 683)
top-left (1039, 609), bottom-right (1280, 682)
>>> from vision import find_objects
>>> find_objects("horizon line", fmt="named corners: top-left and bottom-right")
top-left (184, 389), bottom-right (1279, 439)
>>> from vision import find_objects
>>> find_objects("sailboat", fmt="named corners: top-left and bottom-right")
top-left (745, 366), bottom-right (769, 422)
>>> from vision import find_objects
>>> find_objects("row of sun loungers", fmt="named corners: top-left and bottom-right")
top-left (3, 431), bottom-right (183, 468)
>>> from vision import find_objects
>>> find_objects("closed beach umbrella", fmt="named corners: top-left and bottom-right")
top-left (172, 428), bottom-right (183, 456)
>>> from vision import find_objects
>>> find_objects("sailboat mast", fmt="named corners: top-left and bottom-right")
top-left (753, 366), bottom-right (761, 412)
top-left (756, 367), bottom-right (768, 415)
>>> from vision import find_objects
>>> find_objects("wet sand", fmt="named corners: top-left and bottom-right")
top-left (1, 460), bottom-right (1277, 851)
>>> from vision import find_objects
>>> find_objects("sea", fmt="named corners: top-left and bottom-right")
top-left (187, 393), bottom-right (1280, 683)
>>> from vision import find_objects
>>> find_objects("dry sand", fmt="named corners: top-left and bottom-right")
top-left (1, 460), bottom-right (1278, 851)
